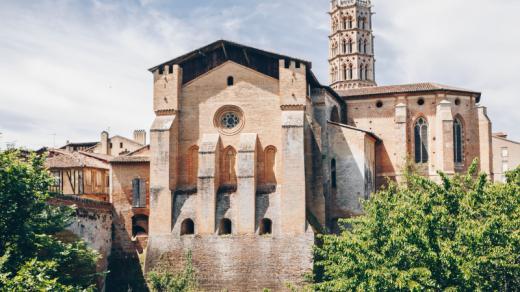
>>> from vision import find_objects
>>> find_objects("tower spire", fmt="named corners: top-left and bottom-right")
top-left (329, 0), bottom-right (376, 90)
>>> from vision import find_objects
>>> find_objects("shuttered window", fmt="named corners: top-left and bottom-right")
top-left (132, 178), bottom-right (147, 208)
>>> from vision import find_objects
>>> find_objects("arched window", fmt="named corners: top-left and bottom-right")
top-left (359, 65), bottom-right (364, 80)
top-left (132, 215), bottom-right (148, 237)
top-left (453, 118), bottom-right (463, 164)
top-left (348, 39), bottom-right (353, 53)
top-left (348, 17), bottom-right (353, 29)
top-left (414, 117), bottom-right (429, 163)
top-left (342, 64), bottom-right (347, 80)
top-left (219, 218), bottom-right (232, 235)
top-left (363, 40), bottom-right (367, 54)
top-left (343, 18), bottom-right (348, 30)
top-left (180, 218), bottom-right (195, 235)
top-left (188, 145), bottom-right (199, 186)
top-left (259, 218), bottom-right (272, 235)
top-left (348, 64), bottom-right (353, 80)
top-left (264, 146), bottom-right (277, 184)
top-left (331, 159), bottom-right (337, 188)
top-left (358, 40), bottom-right (363, 53)
top-left (221, 146), bottom-right (237, 186)
top-left (364, 65), bottom-right (369, 80)
top-left (342, 39), bottom-right (347, 54)
top-left (227, 76), bottom-right (234, 86)
top-left (330, 106), bottom-right (340, 123)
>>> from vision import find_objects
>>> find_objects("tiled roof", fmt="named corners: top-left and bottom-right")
top-left (79, 151), bottom-right (113, 162)
top-left (45, 149), bottom-right (109, 169)
top-left (59, 142), bottom-right (98, 149)
top-left (337, 83), bottom-right (481, 102)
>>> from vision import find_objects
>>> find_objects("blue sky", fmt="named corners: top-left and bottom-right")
top-left (0, 0), bottom-right (519, 149)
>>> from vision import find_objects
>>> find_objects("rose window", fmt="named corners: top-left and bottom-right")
top-left (220, 112), bottom-right (240, 129)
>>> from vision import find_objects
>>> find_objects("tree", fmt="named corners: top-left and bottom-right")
top-left (0, 150), bottom-right (99, 291)
top-left (314, 162), bottom-right (520, 291)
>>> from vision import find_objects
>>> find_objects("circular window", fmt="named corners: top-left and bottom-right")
top-left (220, 112), bottom-right (240, 129)
top-left (454, 98), bottom-right (461, 106)
top-left (376, 100), bottom-right (383, 108)
top-left (214, 105), bottom-right (245, 135)
top-left (418, 98), bottom-right (425, 106)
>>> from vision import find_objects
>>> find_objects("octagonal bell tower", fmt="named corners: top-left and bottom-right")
top-left (329, 0), bottom-right (376, 90)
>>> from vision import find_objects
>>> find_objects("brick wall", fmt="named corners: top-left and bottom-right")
top-left (145, 232), bottom-right (315, 291)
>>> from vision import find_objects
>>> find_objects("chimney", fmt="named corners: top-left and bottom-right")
top-left (100, 131), bottom-right (109, 155)
top-left (133, 130), bottom-right (146, 145)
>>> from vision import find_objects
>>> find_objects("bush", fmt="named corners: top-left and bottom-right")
top-left (147, 251), bottom-right (198, 292)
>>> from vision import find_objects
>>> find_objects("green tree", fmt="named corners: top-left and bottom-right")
top-left (0, 150), bottom-right (99, 291)
top-left (314, 162), bottom-right (520, 291)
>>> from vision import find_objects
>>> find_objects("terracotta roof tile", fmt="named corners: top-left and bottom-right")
top-left (45, 149), bottom-right (109, 169)
top-left (337, 83), bottom-right (481, 102)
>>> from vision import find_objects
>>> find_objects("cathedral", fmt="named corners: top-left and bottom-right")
top-left (142, 0), bottom-right (493, 290)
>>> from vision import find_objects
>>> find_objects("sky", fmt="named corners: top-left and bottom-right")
top-left (0, 0), bottom-right (519, 149)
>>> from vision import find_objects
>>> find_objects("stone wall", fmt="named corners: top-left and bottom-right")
top-left (145, 232), bottom-right (315, 291)
top-left (48, 195), bottom-right (113, 291)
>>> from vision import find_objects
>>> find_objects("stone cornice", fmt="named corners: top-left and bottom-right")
top-left (155, 109), bottom-right (178, 116)
top-left (280, 104), bottom-right (305, 111)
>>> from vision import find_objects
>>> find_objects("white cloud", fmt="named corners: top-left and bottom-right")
top-left (0, 0), bottom-right (518, 150)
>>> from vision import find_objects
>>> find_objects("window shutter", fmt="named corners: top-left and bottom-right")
top-left (132, 178), bottom-right (139, 207)
top-left (139, 179), bottom-right (146, 208)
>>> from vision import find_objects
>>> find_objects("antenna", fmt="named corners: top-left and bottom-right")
top-left (49, 133), bottom-right (57, 148)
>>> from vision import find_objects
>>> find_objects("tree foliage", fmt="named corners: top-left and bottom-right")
top-left (314, 162), bottom-right (520, 291)
top-left (0, 150), bottom-right (99, 291)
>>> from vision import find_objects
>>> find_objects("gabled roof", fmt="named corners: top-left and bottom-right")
top-left (337, 82), bottom-right (481, 103)
top-left (110, 145), bottom-right (150, 163)
top-left (45, 149), bottom-right (109, 170)
top-left (148, 40), bottom-right (312, 84)
top-left (110, 135), bottom-right (144, 147)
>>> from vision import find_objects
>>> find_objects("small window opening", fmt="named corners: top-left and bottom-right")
top-left (110, 143), bottom-right (113, 149)
top-left (227, 76), bottom-right (234, 86)
top-left (418, 98), bottom-right (425, 106)
top-left (284, 59), bottom-right (290, 69)
top-left (181, 218), bottom-right (195, 235)
top-left (120, 142), bottom-right (123, 148)
top-left (219, 218), bottom-right (232, 235)
top-left (259, 218), bottom-right (272, 235)
top-left (376, 100), bottom-right (383, 108)
top-left (455, 98), bottom-right (461, 106)
top-left (132, 215), bottom-right (148, 237)
top-left (132, 226), bottom-right (146, 237)
top-left (295, 61), bottom-right (301, 68)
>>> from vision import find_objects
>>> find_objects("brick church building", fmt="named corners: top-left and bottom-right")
top-left (109, 0), bottom-right (493, 290)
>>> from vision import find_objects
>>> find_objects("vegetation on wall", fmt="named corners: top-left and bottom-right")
top-left (147, 251), bottom-right (198, 292)
top-left (0, 150), bottom-right (99, 291)
top-left (314, 161), bottom-right (520, 291)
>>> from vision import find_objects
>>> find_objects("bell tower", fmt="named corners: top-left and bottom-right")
top-left (329, 0), bottom-right (376, 90)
